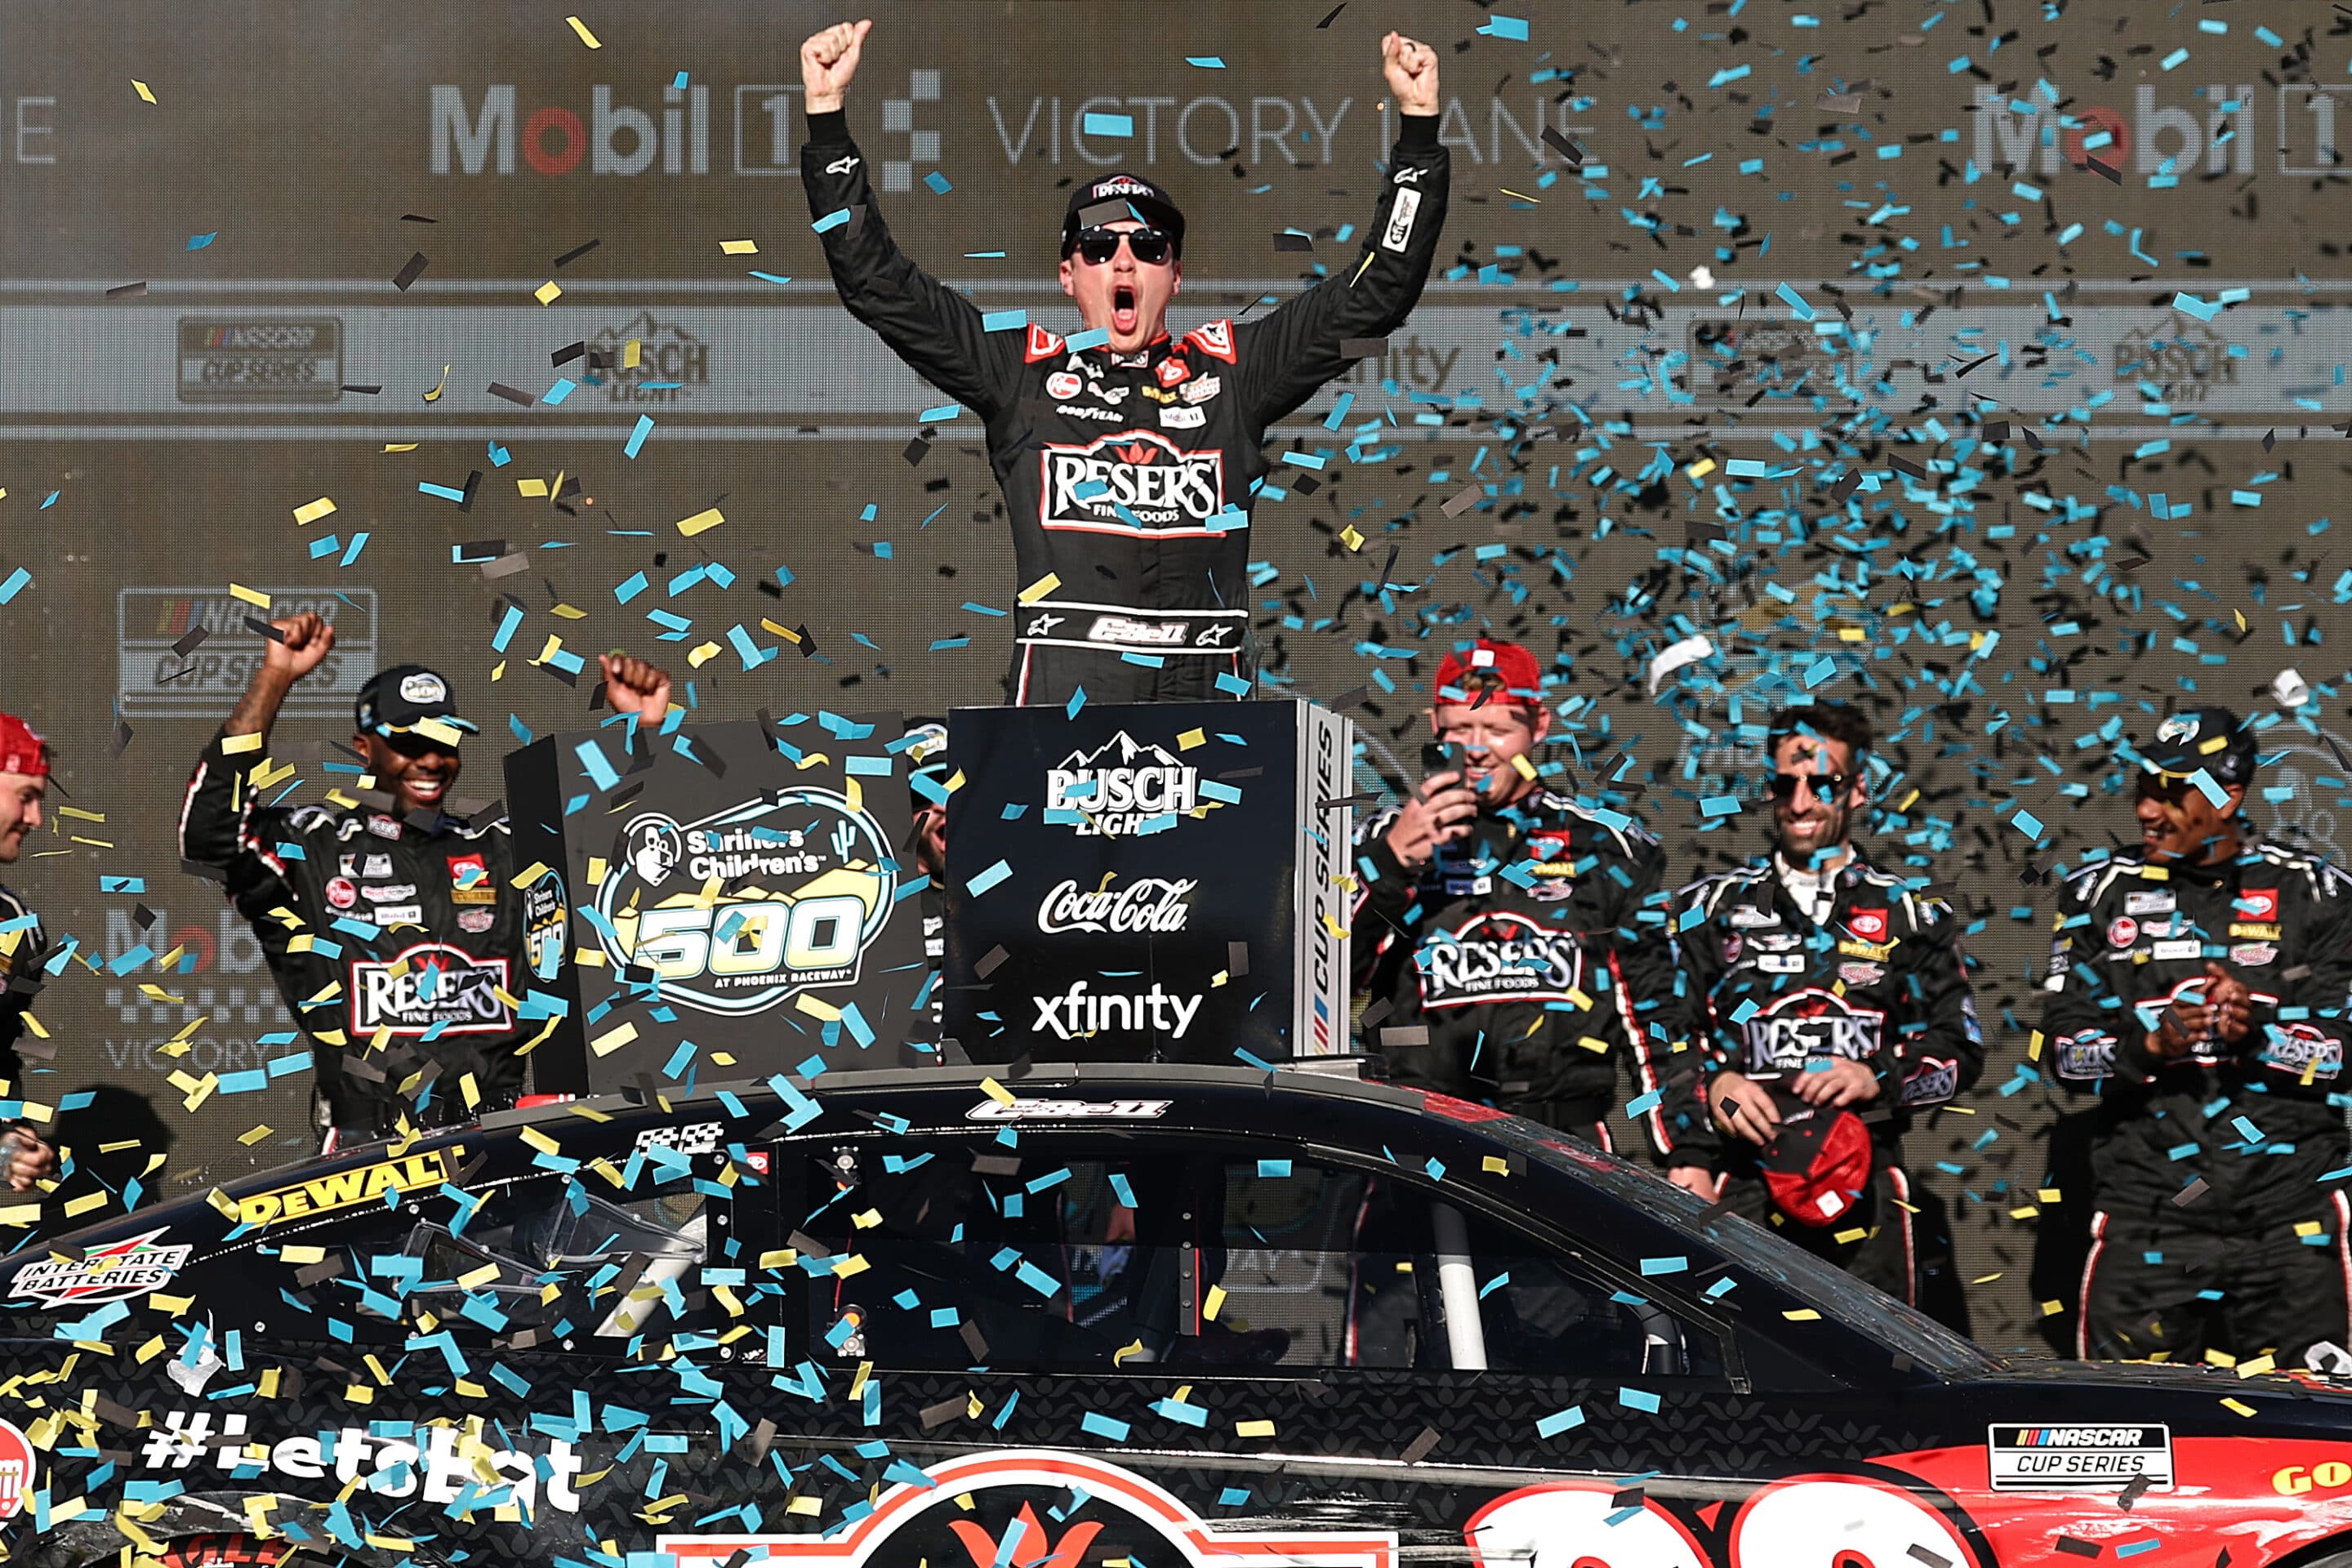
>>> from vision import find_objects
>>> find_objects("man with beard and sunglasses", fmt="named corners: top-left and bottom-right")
top-left (2041, 707), bottom-right (2352, 1366)
top-left (797, 19), bottom-right (1449, 705)
top-left (1662, 702), bottom-right (1984, 1306)
top-left (180, 613), bottom-right (674, 1150)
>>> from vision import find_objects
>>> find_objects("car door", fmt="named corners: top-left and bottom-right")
top-left (115, 1138), bottom-right (774, 1566)
top-left (746, 1123), bottom-right (1756, 1568)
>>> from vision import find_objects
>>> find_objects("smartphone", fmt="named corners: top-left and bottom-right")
top-left (1420, 741), bottom-right (1453, 782)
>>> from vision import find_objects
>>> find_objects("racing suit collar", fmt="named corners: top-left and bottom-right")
top-left (1105, 329), bottom-right (1174, 368)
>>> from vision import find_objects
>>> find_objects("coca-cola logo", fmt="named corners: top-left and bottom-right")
top-left (1039, 430), bottom-right (1224, 535)
top-left (1037, 875), bottom-right (1196, 935)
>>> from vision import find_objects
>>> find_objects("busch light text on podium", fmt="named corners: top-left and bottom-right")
top-left (942, 701), bottom-right (1352, 1067)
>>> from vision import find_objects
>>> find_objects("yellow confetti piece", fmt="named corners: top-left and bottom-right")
top-left (590, 1020), bottom-right (639, 1057)
top-left (520, 1128), bottom-right (560, 1155)
top-left (721, 238), bottom-right (760, 256)
top-left (979, 1076), bottom-right (1016, 1106)
top-left (565, 14), bottom-right (602, 47)
top-left (1482, 1156), bottom-right (1511, 1174)
top-left (2239, 1354), bottom-right (2278, 1377)
top-left (148, 1292), bottom-right (193, 1313)
top-left (2221, 1397), bottom-right (2257, 1417)
top-left (687, 640), bottom-right (724, 668)
top-left (221, 732), bottom-right (265, 755)
top-left (292, 497), bottom-right (337, 526)
top-left (133, 79), bottom-right (156, 103)
top-left (1838, 626), bottom-right (1866, 642)
top-left (1236, 1419), bottom-right (1276, 1437)
top-left (1686, 457), bottom-right (1717, 480)
top-left (2009, 1206), bottom-right (2040, 1220)
top-left (282, 1245), bottom-right (326, 1264)
top-left (834, 1254), bottom-right (870, 1279)
top-left (786, 1495), bottom-right (822, 1517)
top-left (676, 506), bottom-right (725, 537)
top-left (1510, 752), bottom-right (1539, 781)
top-left (796, 991), bottom-right (844, 1022)
top-left (1018, 572), bottom-right (1063, 604)
top-left (382, 443), bottom-right (419, 452)
top-left (1202, 1284), bottom-right (1227, 1321)
top-left (1499, 186), bottom-right (1542, 203)
top-left (518, 478), bottom-right (550, 497)
top-left (1783, 1308), bottom-right (1821, 1321)
top-left (1177, 728), bottom-right (1206, 750)
top-left (228, 582), bottom-right (272, 608)
top-left (423, 365), bottom-right (451, 403)
top-left (623, 338), bottom-right (643, 369)
top-left (550, 603), bottom-right (587, 619)
top-left (1338, 525), bottom-right (1365, 551)
top-left (1113, 1339), bottom-right (1147, 1365)
top-left (534, 280), bottom-right (564, 305)
top-left (0, 1202), bottom-right (39, 1227)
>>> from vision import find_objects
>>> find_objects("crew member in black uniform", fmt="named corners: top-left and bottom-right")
top-left (797, 17), bottom-right (1450, 705)
top-left (0, 712), bottom-right (58, 1192)
top-left (2041, 706), bottom-right (2352, 1365)
top-left (905, 719), bottom-right (949, 1056)
top-left (1664, 702), bottom-right (1983, 1305)
top-left (179, 612), bottom-right (672, 1149)
top-left (1351, 639), bottom-right (1684, 1154)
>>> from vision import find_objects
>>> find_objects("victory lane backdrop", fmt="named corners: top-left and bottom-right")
top-left (3, 0), bottom-right (2352, 1352)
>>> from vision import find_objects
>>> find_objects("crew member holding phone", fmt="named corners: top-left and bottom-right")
top-left (1349, 639), bottom-right (1683, 1156)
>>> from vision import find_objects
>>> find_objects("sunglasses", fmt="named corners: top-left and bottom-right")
top-left (380, 731), bottom-right (460, 760)
top-left (1069, 226), bottom-right (1176, 266)
top-left (2136, 772), bottom-right (2198, 805)
top-left (1767, 771), bottom-right (1850, 801)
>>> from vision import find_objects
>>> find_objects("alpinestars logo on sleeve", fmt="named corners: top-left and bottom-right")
top-left (1038, 430), bottom-right (1225, 537)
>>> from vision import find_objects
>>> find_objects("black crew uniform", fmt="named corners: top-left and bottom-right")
top-left (2042, 835), bottom-right (2352, 1362)
top-left (800, 112), bottom-right (1450, 706)
top-left (179, 735), bottom-right (530, 1141)
top-left (1350, 788), bottom-right (1684, 1155)
top-left (1665, 856), bottom-right (1984, 1304)
top-left (0, 885), bottom-right (50, 1145)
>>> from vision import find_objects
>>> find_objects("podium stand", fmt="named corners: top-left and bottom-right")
top-left (942, 700), bottom-right (1352, 1065)
top-left (504, 714), bottom-right (925, 1094)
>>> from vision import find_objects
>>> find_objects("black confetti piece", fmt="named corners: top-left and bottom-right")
top-left (391, 252), bottom-right (430, 292)
top-left (553, 237), bottom-right (602, 268)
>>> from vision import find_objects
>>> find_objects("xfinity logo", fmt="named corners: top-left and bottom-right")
top-left (1040, 431), bottom-right (1224, 535)
top-left (1031, 979), bottom-right (1202, 1040)
top-left (1047, 732), bottom-right (1200, 837)
top-left (1038, 875), bottom-right (1196, 935)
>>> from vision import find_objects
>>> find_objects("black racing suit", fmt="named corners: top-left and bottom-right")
top-left (800, 110), bottom-right (1449, 706)
top-left (179, 731), bottom-right (532, 1141)
top-left (1665, 856), bottom-right (1984, 1304)
top-left (2040, 835), bottom-right (2352, 1364)
top-left (0, 884), bottom-right (50, 1153)
top-left (1350, 788), bottom-right (1684, 1156)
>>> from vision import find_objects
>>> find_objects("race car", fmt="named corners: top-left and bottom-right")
top-left (5, 1062), bottom-right (2352, 1568)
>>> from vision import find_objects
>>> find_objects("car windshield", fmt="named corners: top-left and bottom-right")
top-left (1490, 1116), bottom-right (1998, 1376)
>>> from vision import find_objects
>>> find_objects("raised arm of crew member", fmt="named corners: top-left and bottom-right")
top-left (797, 20), bottom-right (1021, 422)
top-left (1235, 33), bottom-right (1452, 426)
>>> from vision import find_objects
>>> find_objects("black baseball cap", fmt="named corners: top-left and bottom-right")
top-left (904, 718), bottom-right (950, 798)
top-left (1062, 172), bottom-right (1187, 258)
top-left (355, 665), bottom-right (479, 741)
top-left (2139, 705), bottom-right (2256, 785)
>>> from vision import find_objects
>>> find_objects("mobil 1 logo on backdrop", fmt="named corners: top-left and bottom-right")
top-left (943, 701), bottom-right (1349, 1067)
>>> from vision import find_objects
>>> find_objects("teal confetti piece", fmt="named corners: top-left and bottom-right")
top-left (419, 481), bottom-right (467, 503)
top-left (340, 532), bottom-right (368, 566)
top-left (573, 739), bottom-right (621, 791)
top-left (924, 170), bottom-right (953, 194)
top-left (1187, 56), bottom-right (1227, 68)
top-left (1775, 281), bottom-right (1815, 320)
top-left (625, 414), bottom-right (654, 458)
top-left (813, 208), bottom-right (852, 234)
top-left (616, 571), bottom-right (649, 604)
top-left (982, 309), bottom-right (1028, 332)
top-left (919, 403), bottom-right (963, 422)
top-left (1083, 112), bottom-right (1134, 138)
top-left (1067, 686), bottom-right (1088, 719)
top-left (1065, 327), bottom-right (1108, 350)
top-left (2011, 809), bottom-right (2045, 840)
top-left (100, 876), bottom-right (145, 893)
top-left (308, 532), bottom-right (341, 559)
top-left (1257, 1159), bottom-right (1292, 1178)
top-left (1535, 1405), bottom-right (1586, 1438)
top-left (0, 569), bottom-right (31, 604)
top-left (1619, 1387), bottom-right (1661, 1413)
top-left (1485, 14), bottom-right (1530, 38)
top-left (967, 858), bottom-right (1013, 896)
top-left (1639, 1255), bottom-right (1688, 1276)
top-left (749, 270), bottom-right (793, 286)
top-left (1216, 671), bottom-right (1251, 697)
top-left (186, 231), bottom-right (217, 250)
top-left (1080, 1412), bottom-right (1131, 1441)
top-left (672, 70), bottom-right (689, 89)
top-left (543, 377), bottom-right (578, 405)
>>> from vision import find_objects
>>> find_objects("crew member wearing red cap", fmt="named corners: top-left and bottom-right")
top-left (1662, 702), bottom-right (1983, 1307)
top-left (0, 713), bottom-right (58, 1193)
top-left (796, 19), bottom-right (1449, 706)
top-left (1350, 639), bottom-right (1684, 1156)
top-left (179, 612), bottom-right (672, 1150)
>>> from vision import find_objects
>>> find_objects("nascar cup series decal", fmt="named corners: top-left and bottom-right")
top-left (1987, 1424), bottom-right (2173, 1491)
top-left (596, 788), bottom-right (895, 1015)
top-left (662, 1450), bottom-right (1392, 1568)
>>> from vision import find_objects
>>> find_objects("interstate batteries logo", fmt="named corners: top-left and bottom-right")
top-left (1038, 431), bottom-right (1226, 537)
top-left (595, 790), bottom-right (896, 1015)
top-left (1045, 733), bottom-right (1202, 837)
top-left (8, 1230), bottom-right (190, 1307)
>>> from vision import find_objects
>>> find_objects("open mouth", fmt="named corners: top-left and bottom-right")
top-left (1111, 284), bottom-right (1138, 334)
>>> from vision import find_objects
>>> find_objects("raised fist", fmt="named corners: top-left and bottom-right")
top-left (801, 20), bottom-right (873, 115)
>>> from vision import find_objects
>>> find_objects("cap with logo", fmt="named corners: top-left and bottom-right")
top-left (2140, 706), bottom-right (2256, 786)
top-left (1432, 639), bottom-right (1546, 706)
top-left (1062, 172), bottom-right (1187, 258)
top-left (904, 719), bottom-right (951, 798)
top-left (0, 714), bottom-right (47, 778)
top-left (1755, 1090), bottom-right (1875, 1228)
top-left (355, 666), bottom-right (479, 741)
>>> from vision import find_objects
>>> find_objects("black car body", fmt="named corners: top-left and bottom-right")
top-left (5, 1063), bottom-right (2352, 1568)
